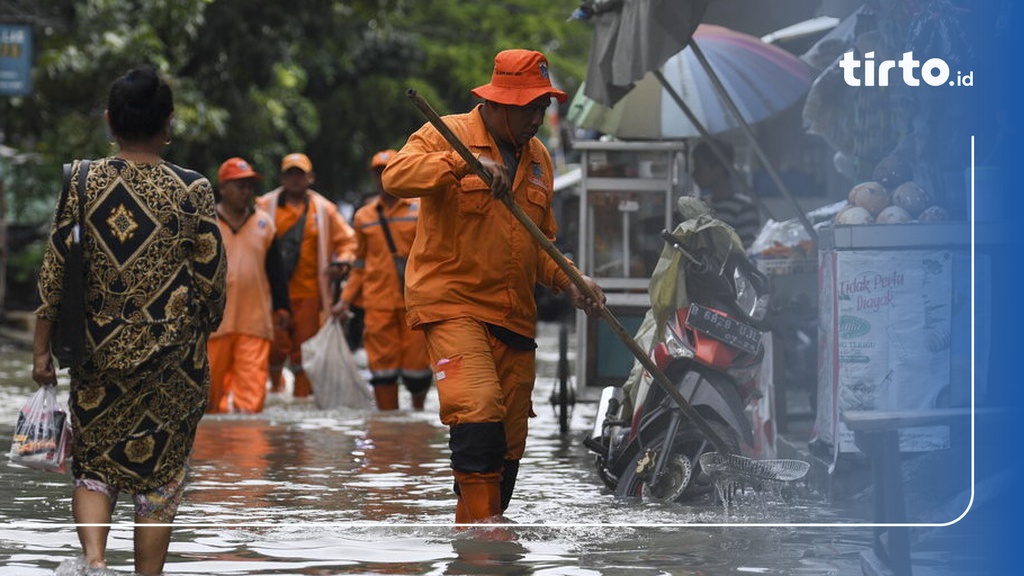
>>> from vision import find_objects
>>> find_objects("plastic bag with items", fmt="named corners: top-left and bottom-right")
top-left (9, 385), bottom-right (71, 473)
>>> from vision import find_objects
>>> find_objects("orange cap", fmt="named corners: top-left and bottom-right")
top-left (369, 149), bottom-right (398, 170)
top-left (218, 157), bottom-right (261, 184)
top-left (471, 49), bottom-right (568, 106)
top-left (281, 152), bottom-right (313, 173)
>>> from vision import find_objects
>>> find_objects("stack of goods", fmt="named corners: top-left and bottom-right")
top-left (834, 155), bottom-right (949, 225)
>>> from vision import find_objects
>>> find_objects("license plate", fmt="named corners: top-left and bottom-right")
top-left (685, 303), bottom-right (763, 356)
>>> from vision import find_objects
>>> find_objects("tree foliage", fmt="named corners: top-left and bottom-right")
top-left (1, 0), bottom-right (593, 220)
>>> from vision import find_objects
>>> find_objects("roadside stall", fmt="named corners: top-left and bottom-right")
top-left (814, 222), bottom-right (973, 461)
top-left (569, 140), bottom-right (685, 388)
top-left (797, 1), bottom-right (984, 467)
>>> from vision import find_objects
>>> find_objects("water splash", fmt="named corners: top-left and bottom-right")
top-left (54, 557), bottom-right (124, 575)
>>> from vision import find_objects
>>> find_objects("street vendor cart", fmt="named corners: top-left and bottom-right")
top-left (569, 140), bottom-right (686, 388)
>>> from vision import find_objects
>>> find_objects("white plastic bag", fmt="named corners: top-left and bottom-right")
top-left (9, 385), bottom-right (71, 473)
top-left (301, 319), bottom-right (373, 410)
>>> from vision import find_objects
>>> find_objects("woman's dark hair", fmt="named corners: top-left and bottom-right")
top-left (106, 66), bottom-right (174, 142)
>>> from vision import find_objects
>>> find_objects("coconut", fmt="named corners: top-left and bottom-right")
top-left (872, 155), bottom-right (914, 191)
top-left (848, 181), bottom-right (891, 215)
top-left (876, 205), bottom-right (913, 224)
top-left (892, 182), bottom-right (931, 217)
top-left (917, 205), bottom-right (949, 222)
top-left (835, 205), bottom-right (875, 225)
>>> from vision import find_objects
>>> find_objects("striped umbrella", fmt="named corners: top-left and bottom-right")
top-left (569, 24), bottom-right (813, 140)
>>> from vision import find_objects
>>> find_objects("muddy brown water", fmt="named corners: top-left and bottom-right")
top-left (0, 326), bottom-right (883, 575)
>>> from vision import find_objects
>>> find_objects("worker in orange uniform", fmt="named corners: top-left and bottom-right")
top-left (333, 150), bottom-right (432, 411)
top-left (383, 49), bottom-right (605, 523)
top-left (208, 158), bottom-right (291, 413)
top-left (256, 153), bottom-right (357, 398)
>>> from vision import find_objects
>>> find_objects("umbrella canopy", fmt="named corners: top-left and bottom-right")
top-left (581, 0), bottom-right (713, 107)
top-left (760, 15), bottom-right (841, 45)
top-left (569, 24), bottom-right (814, 140)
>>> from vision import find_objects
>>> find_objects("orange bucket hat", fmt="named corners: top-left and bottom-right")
top-left (369, 149), bottom-right (398, 171)
top-left (471, 49), bottom-right (568, 106)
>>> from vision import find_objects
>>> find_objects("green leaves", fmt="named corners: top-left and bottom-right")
top-left (3, 0), bottom-right (591, 219)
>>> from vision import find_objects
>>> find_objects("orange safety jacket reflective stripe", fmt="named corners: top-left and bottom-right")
top-left (382, 106), bottom-right (572, 339)
top-left (342, 196), bottom-right (419, 310)
top-left (257, 188), bottom-right (356, 316)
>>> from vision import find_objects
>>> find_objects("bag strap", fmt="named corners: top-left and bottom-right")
top-left (374, 203), bottom-right (406, 293)
top-left (74, 160), bottom-right (90, 243)
top-left (276, 197), bottom-right (309, 279)
top-left (56, 163), bottom-right (73, 218)
top-left (375, 202), bottom-right (399, 255)
top-left (280, 197), bottom-right (310, 244)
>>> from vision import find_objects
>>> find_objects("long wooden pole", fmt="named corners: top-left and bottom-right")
top-left (406, 89), bottom-right (734, 455)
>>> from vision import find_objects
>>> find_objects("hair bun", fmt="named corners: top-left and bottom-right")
top-left (123, 67), bottom-right (160, 105)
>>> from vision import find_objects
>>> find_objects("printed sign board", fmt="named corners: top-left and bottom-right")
top-left (0, 23), bottom-right (33, 96)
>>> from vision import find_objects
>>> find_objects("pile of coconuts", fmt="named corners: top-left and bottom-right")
top-left (835, 155), bottom-right (949, 225)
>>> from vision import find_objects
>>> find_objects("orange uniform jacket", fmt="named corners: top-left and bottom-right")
top-left (211, 208), bottom-right (279, 341)
top-left (341, 196), bottom-right (419, 310)
top-left (382, 105), bottom-right (572, 339)
top-left (256, 188), bottom-right (357, 315)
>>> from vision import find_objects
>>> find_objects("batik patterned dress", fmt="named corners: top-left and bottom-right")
top-left (36, 157), bottom-right (226, 493)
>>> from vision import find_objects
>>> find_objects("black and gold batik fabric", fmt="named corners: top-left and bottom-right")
top-left (37, 157), bottom-right (226, 493)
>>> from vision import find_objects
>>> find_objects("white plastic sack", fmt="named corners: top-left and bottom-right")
top-left (301, 319), bottom-right (373, 410)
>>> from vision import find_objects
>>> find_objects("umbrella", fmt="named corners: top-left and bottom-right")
top-left (568, 24), bottom-right (814, 140)
top-left (760, 15), bottom-right (841, 45)
top-left (580, 0), bottom-right (713, 107)
top-left (573, 6), bottom-right (820, 242)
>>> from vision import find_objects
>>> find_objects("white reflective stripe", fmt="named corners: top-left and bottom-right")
top-left (400, 369), bottom-right (433, 380)
top-left (370, 368), bottom-right (400, 379)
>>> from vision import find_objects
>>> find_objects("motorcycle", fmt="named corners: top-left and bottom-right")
top-left (584, 218), bottom-right (772, 503)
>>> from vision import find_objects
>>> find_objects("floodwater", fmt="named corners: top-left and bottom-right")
top-left (0, 323), bottom-right (880, 575)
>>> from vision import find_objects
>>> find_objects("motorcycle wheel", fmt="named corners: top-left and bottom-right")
top-left (614, 420), bottom-right (740, 503)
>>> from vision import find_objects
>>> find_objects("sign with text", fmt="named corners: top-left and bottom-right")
top-left (0, 23), bottom-right (33, 96)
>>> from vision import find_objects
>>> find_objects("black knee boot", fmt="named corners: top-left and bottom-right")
top-left (500, 459), bottom-right (520, 511)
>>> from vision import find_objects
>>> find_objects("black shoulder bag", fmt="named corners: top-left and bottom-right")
top-left (375, 203), bottom-right (407, 293)
top-left (51, 159), bottom-right (91, 368)
top-left (277, 197), bottom-right (309, 280)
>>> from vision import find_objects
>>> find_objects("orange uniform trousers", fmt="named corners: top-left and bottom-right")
top-left (363, 307), bottom-right (431, 385)
top-left (422, 317), bottom-right (535, 521)
top-left (208, 334), bottom-right (272, 414)
top-left (269, 296), bottom-right (322, 397)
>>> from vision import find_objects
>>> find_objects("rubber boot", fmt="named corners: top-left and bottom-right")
top-left (373, 383), bottom-right (400, 411)
top-left (455, 495), bottom-right (470, 524)
top-left (453, 472), bottom-right (502, 524)
top-left (404, 375), bottom-right (433, 412)
top-left (411, 391), bottom-right (428, 411)
top-left (292, 369), bottom-right (312, 398)
top-left (268, 367), bottom-right (286, 394)
top-left (500, 460), bottom-right (520, 512)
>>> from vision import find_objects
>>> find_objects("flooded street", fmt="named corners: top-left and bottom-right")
top-left (1, 324), bottom-right (881, 575)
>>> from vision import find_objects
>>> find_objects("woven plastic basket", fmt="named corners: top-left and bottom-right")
top-left (699, 452), bottom-right (810, 483)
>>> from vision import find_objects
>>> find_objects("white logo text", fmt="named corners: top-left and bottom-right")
top-left (840, 51), bottom-right (973, 87)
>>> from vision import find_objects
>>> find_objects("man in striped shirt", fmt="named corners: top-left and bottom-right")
top-left (690, 139), bottom-right (760, 248)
